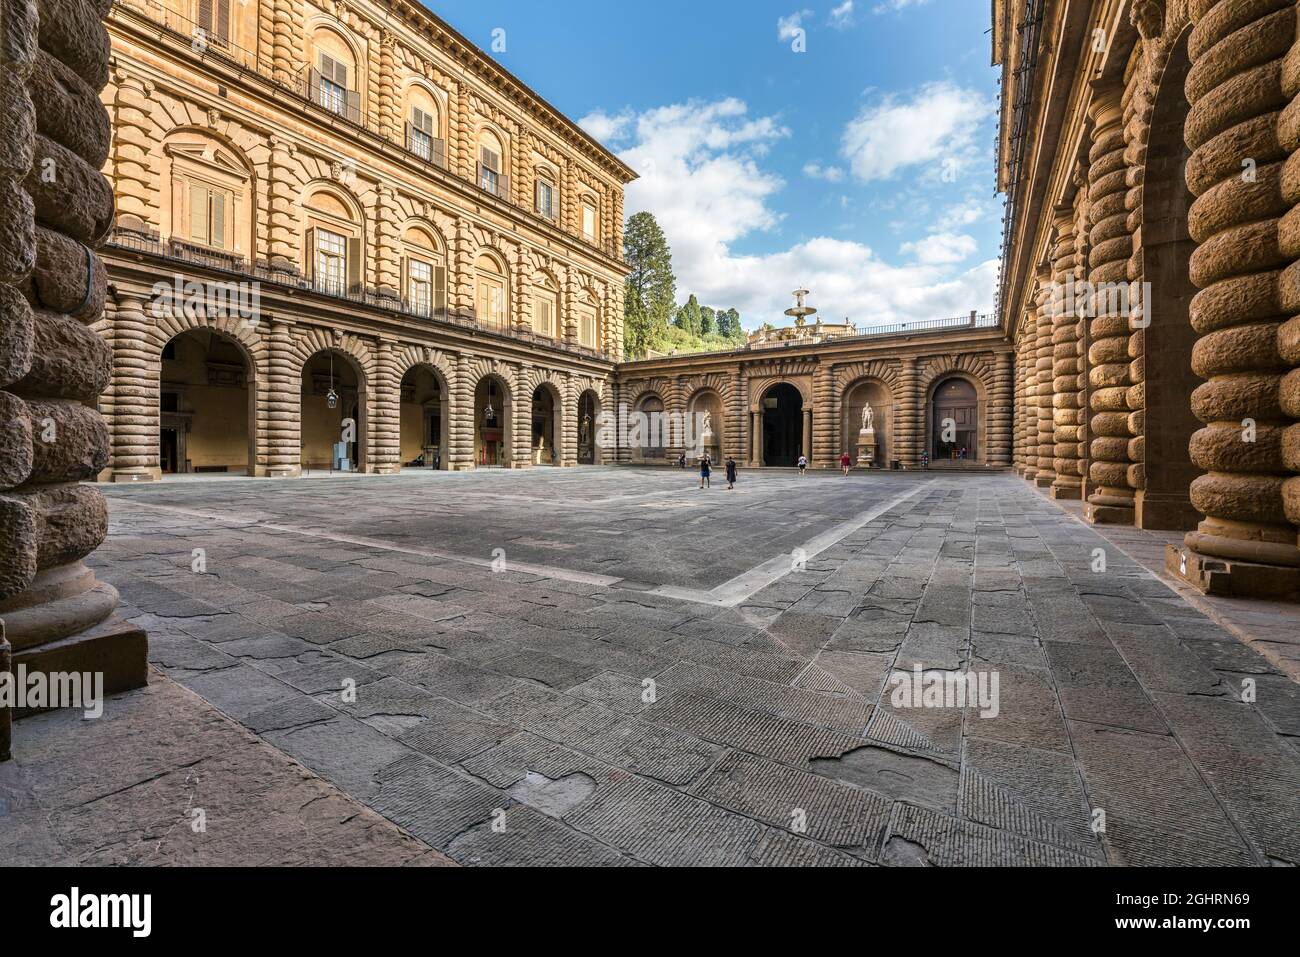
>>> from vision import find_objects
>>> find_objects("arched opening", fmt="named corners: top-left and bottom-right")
top-left (761, 383), bottom-right (803, 467)
top-left (1137, 29), bottom-right (1201, 530)
top-left (688, 390), bottom-right (724, 464)
top-left (531, 384), bottom-right (561, 465)
top-left (158, 328), bottom-right (255, 476)
top-left (631, 393), bottom-right (666, 464)
top-left (843, 379), bottom-right (893, 468)
top-left (474, 375), bottom-right (511, 467)
top-left (930, 376), bottom-right (979, 464)
top-left (300, 350), bottom-right (366, 473)
top-left (400, 365), bottom-right (449, 470)
top-left (578, 390), bottom-right (601, 464)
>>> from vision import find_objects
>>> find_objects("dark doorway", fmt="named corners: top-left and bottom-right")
top-left (762, 383), bottom-right (802, 467)
top-left (932, 377), bottom-right (978, 461)
top-left (578, 391), bottom-right (598, 464)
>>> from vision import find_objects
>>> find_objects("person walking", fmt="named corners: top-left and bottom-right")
top-left (699, 453), bottom-right (711, 489)
top-left (725, 456), bottom-right (737, 490)
top-left (840, 451), bottom-right (852, 476)
top-left (797, 453), bottom-right (808, 475)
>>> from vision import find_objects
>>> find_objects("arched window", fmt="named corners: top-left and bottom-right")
top-left (475, 252), bottom-right (508, 329)
top-left (303, 188), bottom-right (361, 296)
top-left (162, 131), bottom-right (253, 258)
top-left (535, 166), bottom-right (558, 221)
top-left (402, 226), bottom-right (446, 318)
top-left (477, 130), bottom-right (509, 200)
top-left (406, 87), bottom-right (445, 168)
top-left (309, 29), bottom-right (360, 123)
top-left (532, 273), bottom-right (558, 338)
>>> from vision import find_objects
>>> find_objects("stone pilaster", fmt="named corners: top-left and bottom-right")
top-left (1085, 84), bottom-right (1137, 523)
top-left (375, 185), bottom-right (399, 297)
top-left (895, 356), bottom-right (920, 468)
top-left (512, 364), bottom-right (531, 467)
top-left (0, 0), bottom-right (146, 757)
top-left (108, 70), bottom-right (154, 233)
top-left (1170, 0), bottom-right (1300, 597)
top-left (1014, 320), bottom-right (1032, 476)
top-left (265, 319), bottom-right (299, 476)
top-left (1034, 269), bottom-right (1057, 487)
top-left (378, 33), bottom-right (398, 142)
top-left (267, 136), bottom-right (298, 272)
top-left (107, 290), bottom-right (158, 481)
top-left (1051, 203), bottom-right (1085, 497)
top-left (729, 367), bottom-right (747, 464)
top-left (372, 339), bottom-right (400, 474)
top-left (812, 363), bottom-right (836, 467)
top-left (450, 353), bottom-right (474, 470)
top-left (990, 350), bottom-right (1013, 466)
top-left (560, 374), bottom-right (577, 467)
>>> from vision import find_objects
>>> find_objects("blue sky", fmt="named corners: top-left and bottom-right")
top-left (425, 0), bottom-right (1001, 330)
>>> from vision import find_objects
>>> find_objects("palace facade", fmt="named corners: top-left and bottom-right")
top-left (99, 0), bottom-right (632, 478)
top-left (994, 0), bottom-right (1300, 599)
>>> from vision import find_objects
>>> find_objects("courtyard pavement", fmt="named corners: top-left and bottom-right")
top-left (8, 468), bottom-right (1300, 866)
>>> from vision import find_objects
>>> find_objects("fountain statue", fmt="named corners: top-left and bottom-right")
top-left (857, 403), bottom-right (878, 467)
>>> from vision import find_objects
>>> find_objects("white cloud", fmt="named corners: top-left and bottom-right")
top-left (578, 109), bottom-right (634, 144)
top-left (900, 231), bottom-right (978, 265)
top-left (778, 9), bottom-right (812, 43)
top-left (583, 97), bottom-right (996, 329)
top-left (840, 82), bottom-right (994, 184)
top-left (873, 0), bottom-right (931, 12)
top-left (802, 161), bottom-right (845, 182)
top-left (829, 1), bottom-right (856, 29)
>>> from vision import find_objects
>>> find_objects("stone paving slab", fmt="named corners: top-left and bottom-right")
top-left (24, 467), bottom-right (1294, 866)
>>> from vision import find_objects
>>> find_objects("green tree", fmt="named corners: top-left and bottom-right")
top-left (699, 305), bottom-right (716, 336)
top-left (622, 212), bottom-right (676, 358)
top-left (674, 293), bottom-right (703, 337)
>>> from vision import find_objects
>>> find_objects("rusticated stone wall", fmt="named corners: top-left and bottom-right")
top-left (0, 0), bottom-right (146, 760)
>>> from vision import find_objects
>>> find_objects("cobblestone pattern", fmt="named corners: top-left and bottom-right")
top-left (78, 469), bottom-right (1300, 866)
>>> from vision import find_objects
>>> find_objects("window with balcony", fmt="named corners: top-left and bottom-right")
top-left (195, 0), bottom-right (230, 47)
top-left (309, 51), bottom-right (361, 123)
top-left (189, 182), bottom-right (233, 249)
top-left (475, 253), bottom-right (508, 329)
top-left (402, 226), bottom-right (446, 318)
top-left (407, 106), bottom-right (445, 167)
top-left (477, 133), bottom-right (509, 200)
top-left (532, 279), bottom-right (558, 338)
top-left (582, 201), bottom-right (598, 242)
top-left (578, 304), bottom-right (599, 350)
top-left (312, 227), bottom-right (348, 296)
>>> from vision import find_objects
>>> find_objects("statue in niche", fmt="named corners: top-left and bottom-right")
top-left (861, 404), bottom-right (875, 432)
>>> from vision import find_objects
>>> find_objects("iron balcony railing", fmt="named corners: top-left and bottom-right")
top-left (743, 312), bottom-right (999, 351)
top-left (112, 1), bottom-right (625, 264)
top-left (106, 228), bottom-right (617, 363)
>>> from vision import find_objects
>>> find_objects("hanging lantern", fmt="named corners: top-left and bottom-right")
top-left (484, 381), bottom-right (495, 423)
top-left (326, 352), bottom-right (338, 409)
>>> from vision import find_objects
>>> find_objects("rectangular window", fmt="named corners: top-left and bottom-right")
top-left (477, 278), bottom-right (506, 329)
top-left (579, 308), bottom-right (598, 348)
top-left (317, 54), bottom-right (349, 116)
top-left (196, 0), bottom-right (230, 46)
top-left (316, 228), bottom-right (347, 296)
top-left (189, 183), bottom-right (231, 249)
top-left (408, 258), bottom-right (432, 316)
top-left (536, 180), bottom-right (555, 220)
top-left (479, 146), bottom-right (501, 196)
top-left (533, 297), bottom-right (555, 337)
top-left (409, 108), bottom-right (435, 161)
top-left (582, 203), bottom-right (597, 241)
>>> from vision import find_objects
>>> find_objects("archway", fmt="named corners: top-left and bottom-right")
top-left (761, 383), bottom-right (803, 467)
top-left (531, 384), bottom-right (561, 465)
top-left (688, 390), bottom-right (724, 464)
top-left (631, 393), bottom-right (666, 464)
top-left (300, 350), bottom-right (366, 472)
top-left (929, 376), bottom-right (979, 464)
top-left (399, 364), bottom-right (449, 470)
top-left (474, 375), bottom-right (511, 467)
top-left (158, 328), bottom-right (255, 475)
top-left (1136, 29), bottom-right (1200, 530)
top-left (578, 390), bottom-right (601, 464)
top-left (843, 379), bottom-right (893, 467)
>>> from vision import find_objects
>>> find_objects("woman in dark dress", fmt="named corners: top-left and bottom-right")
top-left (725, 457), bottom-right (737, 490)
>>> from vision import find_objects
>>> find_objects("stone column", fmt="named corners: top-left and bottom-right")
top-left (375, 185), bottom-right (400, 299)
top-left (1170, 0), bottom-right (1300, 597)
top-left (1033, 268), bottom-right (1057, 487)
top-left (450, 353), bottom-right (474, 470)
top-left (812, 363), bottom-right (835, 467)
top-left (267, 137), bottom-right (298, 273)
top-left (802, 407), bottom-right (813, 462)
top-left (1051, 203), bottom-right (1085, 497)
top-left (107, 71), bottom-right (154, 233)
top-left (1084, 83), bottom-right (1137, 522)
top-left (728, 367), bottom-right (747, 463)
top-left (896, 356), bottom-right (920, 468)
top-left (0, 0), bottom-right (146, 757)
top-left (106, 290), bottom-right (158, 481)
top-left (750, 410), bottom-right (762, 466)
top-left (264, 319), bottom-right (299, 476)
top-left (561, 374), bottom-right (577, 467)
top-left (512, 364), bottom-right (531, 467)
top-left (372, 340), bottom-right (400, 474)
top-left (378, 33), bottom-right (398, 142)
top-left (989, 350), bottom-right (1013, 467)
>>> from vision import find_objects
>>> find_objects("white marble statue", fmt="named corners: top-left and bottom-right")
top-left (860, 404), bottom-right (875, 432)
top-left (700, 410), bottom-right (713, 437)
